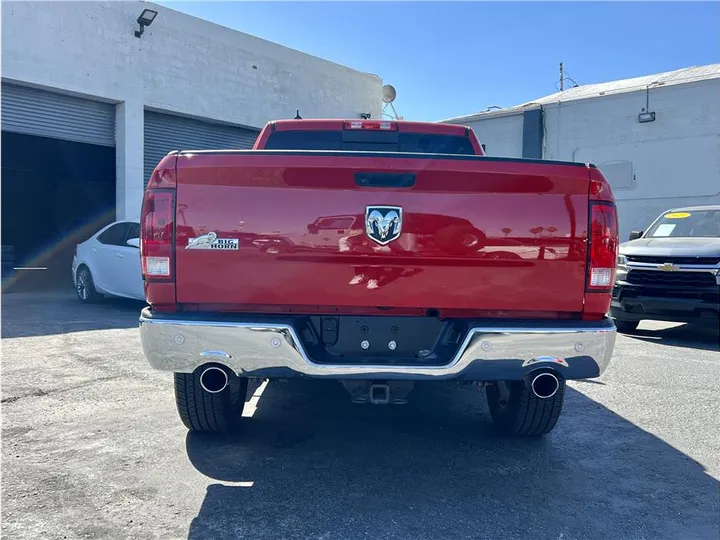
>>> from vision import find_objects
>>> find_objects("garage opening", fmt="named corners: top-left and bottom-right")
top-left (1, 132), bottom-right (116, 292)
top-left (144, 110), bottom-right (260, 186)
top-left (1, 83), bottom-right (116, 292)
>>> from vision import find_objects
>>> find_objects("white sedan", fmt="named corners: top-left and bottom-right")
top-left (72, 220), bottom-right (145, 302)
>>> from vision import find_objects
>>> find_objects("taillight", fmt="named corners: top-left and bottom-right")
top-left (587, 202), bottom-right (619, 291)
top-left (140, 189), bottom-right (175, 280)
top-left (343, 120), bottom-right (397, 131)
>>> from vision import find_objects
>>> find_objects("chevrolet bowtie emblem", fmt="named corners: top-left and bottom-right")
top-left (658, 263), bottom-right (680, 272)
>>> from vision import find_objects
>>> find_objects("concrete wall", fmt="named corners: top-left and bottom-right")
top-left (464, 113), bottom-right (524, 158)
top-left (1, 1), bottom-right (383, 219)
top-left (448, 79), bottom-right (720, 240)
top-left (544, 79), bottom-right (720, 240)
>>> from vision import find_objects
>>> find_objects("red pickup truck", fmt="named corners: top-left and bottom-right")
top-left (139, 119), bottom-right (618, 437)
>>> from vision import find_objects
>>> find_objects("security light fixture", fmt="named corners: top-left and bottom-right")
top-left (638, 83), bottom-right (658, 123)
top-left (638, 111), bottom-right (656, 123)
top-left (135, 9), bottom-right (158, 38)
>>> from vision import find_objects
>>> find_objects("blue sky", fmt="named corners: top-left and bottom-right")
top-left (161, 1), bottom-right (719, 121)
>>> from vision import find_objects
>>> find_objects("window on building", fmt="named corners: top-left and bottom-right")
top-left (598, 160), bottom-right (635, 190)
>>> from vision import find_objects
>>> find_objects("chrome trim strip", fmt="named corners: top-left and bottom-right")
top-left (625, 262), bottom-right (720, 273)
top-left (200, 350), bottom-right (232, 359)
top-left (139, 313), bottom-right (616, 380)
top-left (522, 356), bottom-right (570, 368)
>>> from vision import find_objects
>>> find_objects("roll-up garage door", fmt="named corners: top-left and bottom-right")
top-left (144, 111), bottom-right (260, 185)
top-left (1, 83), bottom-right (115, 147)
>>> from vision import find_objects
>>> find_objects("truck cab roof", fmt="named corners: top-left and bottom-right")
top-left (270, 119), bottom-right (471, 136)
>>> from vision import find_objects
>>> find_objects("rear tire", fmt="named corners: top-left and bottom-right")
top-left (614, 319), bottom-right (640, 333)
top-left (486, 377), bottom-right (565, 436)
top-left (174, 369), bottom-right (248, 432)
top-left (76, 266), bottom-right (101, 303)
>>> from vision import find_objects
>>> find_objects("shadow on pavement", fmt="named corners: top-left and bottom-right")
top-left (625, 323), bottom-right (720, 353)
top-left (1, 290), bottom-right (145, 338)
top-left (185, 380), bottom-right (719, 540)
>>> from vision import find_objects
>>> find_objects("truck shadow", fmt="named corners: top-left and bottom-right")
top-left (185, 380), bottom-right (718, 540)
top-left (624, 323), bottom-right (720, 352)
top-left (1, 290), bottom-right (144, 338)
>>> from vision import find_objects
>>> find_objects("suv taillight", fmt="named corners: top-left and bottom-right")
top-left (140, 189), bottom-right (175, 280)
top-left (587, 202), bottom-right (619, 291)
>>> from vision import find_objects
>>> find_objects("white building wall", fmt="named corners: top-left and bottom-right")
top-left (446, 79), bottom-right (720, 240)
top-left (115, 101), bottom-right (145, 221)
top-left (1, 1), bottom-right (382, 219)
top-left (543, 80), bottom-right (720, 239)
top-left (464, 113), bottom-right (524, 157)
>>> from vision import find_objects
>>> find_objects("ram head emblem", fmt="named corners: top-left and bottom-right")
top-left (365, 206), bottom-right (403, 245)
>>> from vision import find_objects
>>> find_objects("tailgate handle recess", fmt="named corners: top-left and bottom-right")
top-left (355, 172), bottom-right (416, 188)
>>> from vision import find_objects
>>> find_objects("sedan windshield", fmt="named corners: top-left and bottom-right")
top-left (646, 209), bottom-right (720, 238)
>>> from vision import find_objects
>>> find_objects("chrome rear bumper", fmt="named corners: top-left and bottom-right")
top-left (139, 309), bottom-right (616, 381)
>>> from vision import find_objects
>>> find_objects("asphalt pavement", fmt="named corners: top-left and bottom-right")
top-left (2, 290), bottom-right (719, 540)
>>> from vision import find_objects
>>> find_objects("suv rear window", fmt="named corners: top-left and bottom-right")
top-left (264, 130), bottom-right (475, 155)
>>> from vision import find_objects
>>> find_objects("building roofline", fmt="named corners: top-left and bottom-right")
top-left (441, 63), bottom-right (720, 124)
top-left (440, 106), bottom-right (529, 124)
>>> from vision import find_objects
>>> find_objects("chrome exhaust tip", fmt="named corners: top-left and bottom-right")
top-left (199, 366), bottom-right (229, 394)
top-left (530, 372), bottom-right (560, 399)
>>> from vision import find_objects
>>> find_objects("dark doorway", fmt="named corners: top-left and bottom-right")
top-left (1, 132), bottom-right (115, 292)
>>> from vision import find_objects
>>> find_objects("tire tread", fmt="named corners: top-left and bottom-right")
top-left (486, 376), bottom-right (565, 437)
top-left (614, 320), bottom-right (639, 333)
top-left (76, 266), bottom-right (101, 304)
top-left (174, 371), bottom-right (247, 432)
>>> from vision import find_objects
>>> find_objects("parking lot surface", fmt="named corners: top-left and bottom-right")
top-left (2, 291), bottom-right (719, 540)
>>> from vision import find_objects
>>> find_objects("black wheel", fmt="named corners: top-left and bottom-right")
top-left (174, 369), bottom-right (248, 432)
top-left (76, 266), bottom-right (100, 303)
top-left (486, 376), bottom-right (565, 436)
top-left (614, 320), bottom-right (639, 333)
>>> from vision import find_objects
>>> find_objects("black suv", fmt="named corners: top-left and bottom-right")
top-left (611, 205), bottom-right (720, 333)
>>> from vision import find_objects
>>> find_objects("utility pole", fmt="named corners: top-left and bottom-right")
top-left (559, 62), bottom-right (564, 91)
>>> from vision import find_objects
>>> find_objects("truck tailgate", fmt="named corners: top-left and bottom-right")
top-left (174, 151), bottom-right (590, 314)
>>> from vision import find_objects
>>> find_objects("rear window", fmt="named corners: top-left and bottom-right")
top-left (645, 210), bottom-right (720, 238)
top-left (264, 130), bottom-right (475, 155)
top-left (98, 223), bottom-right (130, 246)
